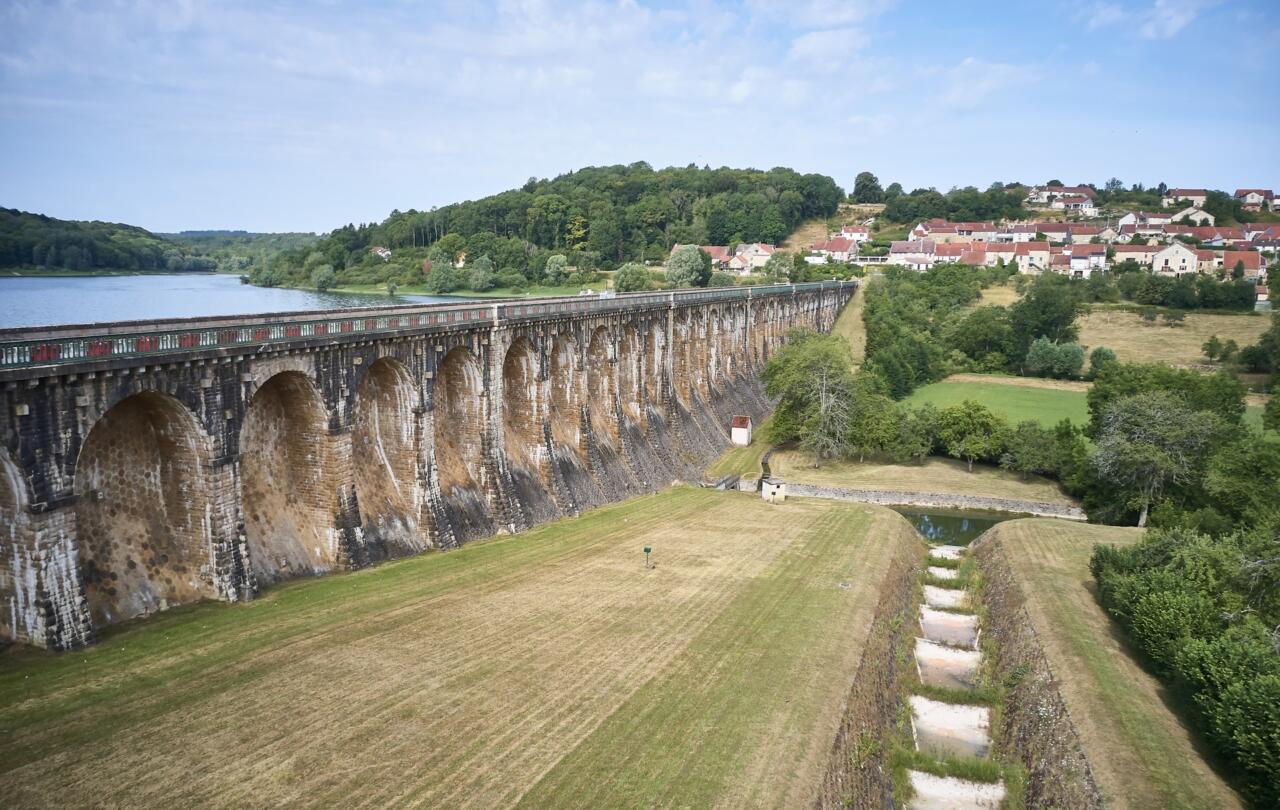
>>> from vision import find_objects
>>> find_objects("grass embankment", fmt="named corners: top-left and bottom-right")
top-left (705, 414), bottom-right (773, 478)
top-left (975, 280), bottom-right (1023, 307)
top-left (1078, 309), bottom-right (1269, 366)
top-left (979, 519), bottom-right (1244, 809)
top-left (831, 277), bottom-right (867, 367)
top-left (0, 488), bottom-right (904, 809)
top-left (768, 451), bottom-right (1076, 508)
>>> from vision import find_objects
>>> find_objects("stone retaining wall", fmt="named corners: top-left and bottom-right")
top-left (787, 483), bottom-right (1086, 521)
top-left (972, 535), bottom-right (1104, 809)
top-left (814, 520), bottom-right (924, 809)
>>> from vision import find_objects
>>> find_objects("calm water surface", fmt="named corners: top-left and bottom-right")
top-left (0, 274), bottom-right (467, 328)
top-left (891, 507), bottom-right (1018, 545)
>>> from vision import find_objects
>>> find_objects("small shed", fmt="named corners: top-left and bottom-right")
top-left (730, 415), bottom-right (753, 446)
top-left (761, 478), bottom-right (786, 503)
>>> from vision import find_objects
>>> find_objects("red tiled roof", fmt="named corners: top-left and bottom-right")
top-left (1015, 242), bottom-right (1050, 255)
top-left (1224, 250), bottom-right (1261, 270)
top-left (1234, 189), bottom-right (1274, 198)
top-left (1166, 188), bottom-right (1207, 197)
top-left (731, 415), bottom-right (751, 429)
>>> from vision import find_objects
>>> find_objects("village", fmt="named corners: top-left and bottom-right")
top-left (675, 184), bottom-right (1277, 308)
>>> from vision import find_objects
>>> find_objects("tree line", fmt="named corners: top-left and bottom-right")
top-left (246, 163), bottom-right (844, 291)
top-left (0, 207), bottom-right (217, 274)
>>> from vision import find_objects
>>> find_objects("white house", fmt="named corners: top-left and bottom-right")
top-left (1162, 188), bottom-right (1208, 208)
top-left (735, 243), bottom-right (776, 270)
top-left (1234, 189), bottom-right (1274, 211)
top-left (1169, 206), bottom-right (1215, 226)
top-left (890, 239), bottom-right (936, 271)
top-left (1053, 195), bottom-right (1096, 215)
top-left (1014, 241), bottom-right (1051, 273)
top-left (810, 237), bottom-right (856, 262)
top-left (838, 226), bottom-right (870, 243)
top-left (730, 415), bottom-right (753, 446)
top-left (1112, 244), bottom-right (1158, 266)
top-left (1118, 210), bottom-right (1173, 228)
top-left (1153, 241), bottom-right (1200, 275)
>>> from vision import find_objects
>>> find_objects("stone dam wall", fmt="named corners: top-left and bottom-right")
top-left (0, 282), bottom-right (853, 649)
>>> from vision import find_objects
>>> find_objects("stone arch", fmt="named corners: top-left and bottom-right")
top-left (672, 310), bottom-right (693, 407)
top-left (690, 309), bottom-right (709, 400)
top-left (74, 391), bottom-right (219, 627)
top-left (1, 447), bottom-right (37, 643)
top-left (586, 326), bottom-right (618, 446)
top-left (502, 337), bottom-right (544, 472)
top-left (352, 356), bottom-right (422, 558)
top-left (617, 324), bottom-right (643, 426)
top-left (241, 370), bottom-right (337, 586)
top-left (434, 346), bottom-right (486, 495)
top-left (644, 322), bottom-right (664, 408)
top-left (548, 332), bottom-right (582, 457)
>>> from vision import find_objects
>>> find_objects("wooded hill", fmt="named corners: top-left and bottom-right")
top-left (251, 163), bottom-right (844, 289)
top-left (0, 207), bottom-right (220, 273)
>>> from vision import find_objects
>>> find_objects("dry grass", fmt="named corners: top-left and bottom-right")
top-left (767, 452), bottom-right (1078, 507)
top-left (706, 414), bottom-right (773, 478)
top-left (1078, 309), bottom-right (1270, 367)
top-left (780, 218), bottom-right (832, 252)
top-left (976, 281), bottom-right (1023, 307)
top-left (0, 488), bottom-right (909, 809)
top-left (982, 519), bottom-right (1243, 809)
top-left (941, 373), bottom-right (1090, 392)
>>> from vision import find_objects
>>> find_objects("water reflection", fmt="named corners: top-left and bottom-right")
top-left (891, 507), bottom-right (1018, 545)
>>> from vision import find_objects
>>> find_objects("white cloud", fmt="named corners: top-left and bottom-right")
top-left (1084, 3), bottom-right (1128, 29)
top-left (1139, 0), bottom-right (1215, 39)
top-left (747, 0), bottom-right (895, 29)
top-left (937, 56), bottom-right (1039, 107)
top-left (788, 27), bottom-right (869, 62)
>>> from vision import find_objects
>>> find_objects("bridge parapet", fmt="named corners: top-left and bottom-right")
top-left (0, 281), bottom-right (851, 379)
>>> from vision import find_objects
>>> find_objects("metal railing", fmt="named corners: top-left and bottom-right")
top-left (0, 280), bottom-right (852, 374)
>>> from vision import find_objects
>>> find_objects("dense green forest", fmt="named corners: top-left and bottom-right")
top-left (247, 163), bottom-right (844, 290)
top-left (0, 207), bottom-right (216, 273)
top-left (163, 230), bottom-right (319, 274)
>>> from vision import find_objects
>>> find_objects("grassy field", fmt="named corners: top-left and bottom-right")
top-left (768, 451), bottom-right (1077, 507)
top-left (1078, 309), bottom-right (1270, 366)
top-left (0, 488), bottom-right (912, 809)
top-left (905, 374), bottom-right (1270, 433)
top-left (981, 519), bottom-right (1243, 809)
top-left (975, 280), bottom-right (1022, 307)
top-left (904, 375), bottom-right (1090, 427)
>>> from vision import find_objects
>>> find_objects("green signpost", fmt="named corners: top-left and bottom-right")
top-left (643, 546), bottom-right (652, 569)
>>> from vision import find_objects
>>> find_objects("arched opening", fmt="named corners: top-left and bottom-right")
top-left (434, 346), bottom-right (486, 495)
top-left (1, 448), bottom-right (36, 643)
top-left (502, 337), bottom-right (544, 471)
top-left (644, 323), bottom-right (664, 408)
top-left (74, 392), bottom-right (218, 627)
top-left (352, 357), bottom-right (422, 558)
top-left (241, 371), bottom-right (336, 586)
top-left (690, 310), bottom-right (709, 400)
top-left (586, 326), bottom-right (618, 446)
top-left (548, 333), bottom-right (582, 457)
top-left (672, 311), bottom-right (693, 407)
top-left (617, 325), bottom-right (643, 426)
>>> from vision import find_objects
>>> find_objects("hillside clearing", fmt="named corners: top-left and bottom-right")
top-left (1078, 309), bottom-right (1269, 366)
top-left (977, 520), bottom-right (1243, 809)
top-left (904, 376), bottom-right (1089, 428)
top-left (767, 452), bottom-right (1077, 508)
top-left (0, 488), bottom-right (908, 809)
top-left (831, 276), bottom-right (867, 366)
top-left (975, 281), bottom-right (1022, 307)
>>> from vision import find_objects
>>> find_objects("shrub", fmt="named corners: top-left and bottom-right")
top-left (613, 262), bottom-right (651, 292)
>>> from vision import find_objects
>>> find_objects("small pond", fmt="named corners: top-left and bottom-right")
top-left (891, 507), bottom-right (1023, 546)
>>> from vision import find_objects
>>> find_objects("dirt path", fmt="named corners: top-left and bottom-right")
top-left (979, 519), bottom-right (1243, 809)
top-left (0, 489), bottom-right (903, 809)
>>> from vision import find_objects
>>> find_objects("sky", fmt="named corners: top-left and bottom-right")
top-left (1, 0), bottom-right (1277, 233)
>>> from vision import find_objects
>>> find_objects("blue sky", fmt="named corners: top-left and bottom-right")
top-left (1, 0), bottom-right (1276, 233)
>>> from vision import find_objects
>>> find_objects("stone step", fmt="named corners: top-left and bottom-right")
top-left (919, 606), bottom-right (979, 649)
top-left (907, 770), bottom-right (1006, 809)
top-left (914, 637), bottom-right (982, 690)
top-left (923, 585), bottom-right (969, 610)
top-left (927, 565), bottom-right (959, 580)
top-left (909, 694), bottom-right (993, 759)
top-left (928, 544), bottom-right (967, 562)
